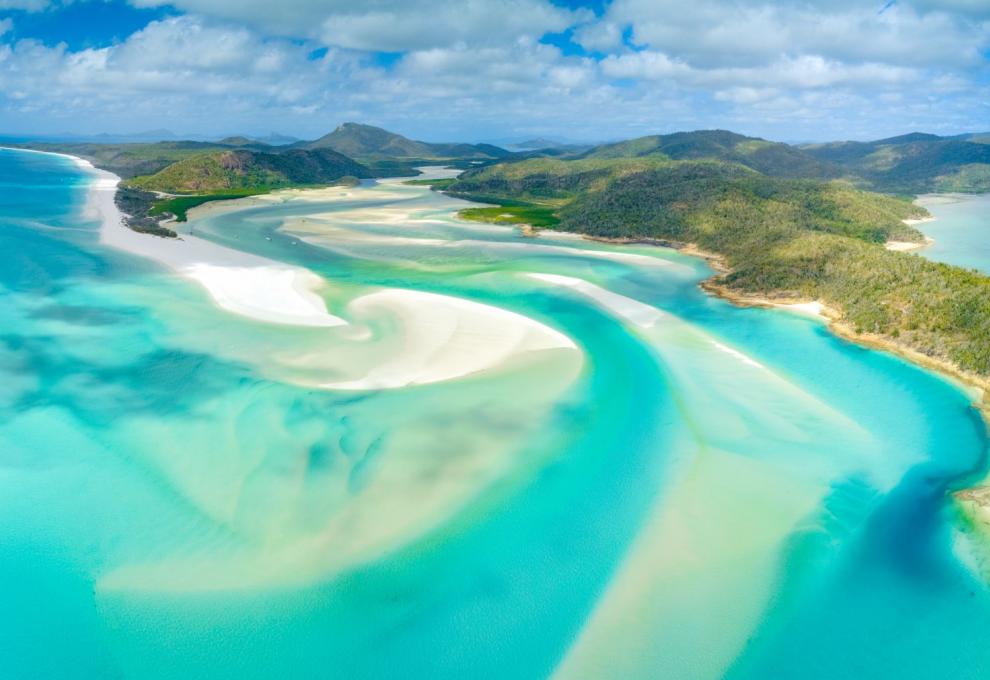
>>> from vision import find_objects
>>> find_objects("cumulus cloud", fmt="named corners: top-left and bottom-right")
top-left (0, 0), bottom-right (985, 141)
top-left (603, 51), bottom-right (919, 91)
top-left (0, 16), bottom-right (384, 129)
top-left (582, 0), bottom-right (990, 69)
top-left (127, 0), bottom-right (587, 52)
top-left (0, 18), bottom-right (11, 37)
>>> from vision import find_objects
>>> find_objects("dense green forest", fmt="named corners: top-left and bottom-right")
top-left (801, 132), bottom-right (990, 193)
top-left (446, 157), bottom-right (990, 378)
top-left (575, 130), bottom-right (843, 180)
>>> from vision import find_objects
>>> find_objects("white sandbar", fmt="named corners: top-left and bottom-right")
top-left (321, 288), bottom-right (578, 390)
top-left (51, 150), bottom-right (581, 390)
top-left (526, 273), bottom-right (664, 328)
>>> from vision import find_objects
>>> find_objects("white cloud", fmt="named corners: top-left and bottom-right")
top-left (582, 0), bottom-right (990, 69)
top-left (602, 51), bottom-right (918, 90)
top-left (601, 51), bottom-right (690, 80)
top-left (0, 19), bottom-right (12, 37)
top-left (572, 21), bottom-right (624, 52)
top-left (0, 0), bottom-right (51, 10)
top-left (0, 1), bottom-right (986, 142)
top-left (128, 0), bottom-right (587, 52)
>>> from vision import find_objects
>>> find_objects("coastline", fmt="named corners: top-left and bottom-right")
top-left (56, 150), bottom-right (580, 390)
top-left (53, 148), bottom-right (350, 328)
top-left (25, 148), bottom-right (990, 432)
top-left (584, 233), bottom-right (990, 422)
top-left (703, 279), bottom-right (989, 409)
top-left (886, 236), bottom-right (935, 252)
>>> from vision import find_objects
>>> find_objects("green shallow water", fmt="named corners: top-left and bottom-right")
top-left (2, 150), bottom-right (990, 679)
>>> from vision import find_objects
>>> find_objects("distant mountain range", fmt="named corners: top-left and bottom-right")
top-left (17, 123), bottom-right (990, 196)
top-left (801, 132), bottom-right (990, 193)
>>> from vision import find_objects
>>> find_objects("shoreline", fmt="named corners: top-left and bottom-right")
top-left (886, 236), bottom-right (935, 252)
top-left (51, 149), bottom-right (580, 390)
top-left (702, 279), bottom-right (989, 412)
top-left (22, 148), bottom-right (990, 424)
top-left (53, 149), bottom-right (350, 328)
top-left (584, 234), bottom-right (990, 422)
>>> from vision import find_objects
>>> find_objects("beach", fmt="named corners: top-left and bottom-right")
top-left (71, 154), bottom-right (581, 390)
top-left (886, 236), bottom-right (935, 252)
top-left (3, 146), bottom-right (990, 679)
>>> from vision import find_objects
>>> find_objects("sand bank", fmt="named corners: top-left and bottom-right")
top-left (526, 273), bottom-right (664, 328)
top-left (81, 164), bottom-right (347, 327)
top-left (62, 153), bottom-right (580, 389)
top-left (321, 288), bottom-right (578, 390)
top-left (282, 212), bottom-right (678, 269)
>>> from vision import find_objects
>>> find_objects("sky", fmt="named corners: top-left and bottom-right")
top-left (0, 0), bottom-right (987, 143)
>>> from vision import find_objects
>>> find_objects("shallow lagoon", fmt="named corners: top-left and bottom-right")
top-left (2, 149), bottom-right (989, 679)
top-left (916, 193), bottom-right (990, 274)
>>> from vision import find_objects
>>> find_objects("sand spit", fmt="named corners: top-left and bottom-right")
top-left (526, 273), bottom-right (664, 328)
top-left (80, 163), bottom-right (347, 327)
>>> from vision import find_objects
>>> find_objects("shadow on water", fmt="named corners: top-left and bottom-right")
top-left (725, 400), bottom-right (990, 680)
top-left (0, 331), bottom-right (256, 422)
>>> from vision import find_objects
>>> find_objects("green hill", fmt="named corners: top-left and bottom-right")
top-left (802, 133), bottom-right (990, 193)
top-left (448, 157), bottom-right (922, 244)
top-left (127, 148), bottom-right (371, 193)
top-left (440, 156), bottom-right (990, 381)
top-left (575, 130), bottom-right (842, 180)
top-left (306, 122), bottom-right (510, 160)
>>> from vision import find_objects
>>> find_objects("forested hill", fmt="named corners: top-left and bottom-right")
top-left (445, 157), bottom-right (990, 382)
top-left (801, 133), bottom-right (990, 193)
top-left (127, 148), bottom-right (372, 193)
top-left (575, 130), bottom-right (843, 180)
top-left (305, 122), bottom-right (511, 161)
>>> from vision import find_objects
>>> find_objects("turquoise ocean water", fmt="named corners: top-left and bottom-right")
top-left (2, 148), bottom-right (990, 679)
top-left (915, 193), bottom-right (990, 275)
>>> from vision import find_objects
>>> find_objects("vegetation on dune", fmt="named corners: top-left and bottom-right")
top-left (148, 190), bottom-right (266, 222)
top-left (723, 234), bottom-right (990, 375)
top-left (458, 203), bottom-right (560, 228)
top-left (113, 187), bottom-right (177, 237)
top-left (446, 157), bottom-right (990, 379)
top-left (444, 158), bottom-right (685, 228)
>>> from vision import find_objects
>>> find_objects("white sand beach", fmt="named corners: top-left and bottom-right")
top-left (886, 236), bottom-right (935, 252)
top-left (83, 163), bottom-right (347, 327)
top-left (778, 301), bottom-right (825, 317)
top-left (61, 153), bottom-right (580, 390)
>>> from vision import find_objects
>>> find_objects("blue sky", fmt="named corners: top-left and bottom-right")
top-left (0, 0), bottom-right (987, 142)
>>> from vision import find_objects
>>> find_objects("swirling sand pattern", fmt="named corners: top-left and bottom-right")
top-left (1, 149), bottom-right (989, 679)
